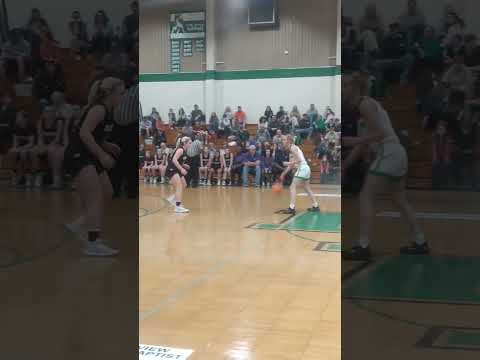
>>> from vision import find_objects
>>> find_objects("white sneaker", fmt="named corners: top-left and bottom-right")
top-left (165, 195), bottom-right (176, 207)
top-left (207, 181), bottom-right (211, 186)
top-left (175, 205), bottom-right (190, 213)
top-left (83, 240), bottom-right (119, 257)
top-left (143, 178), bottom-right (148, 183)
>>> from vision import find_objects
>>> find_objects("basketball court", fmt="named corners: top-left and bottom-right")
top-left (342, 191), bottom-right (480, 359)
top-left (139, 183), bottom-right (340, 359)
top-left (0, 182), bottom-right (138, 359)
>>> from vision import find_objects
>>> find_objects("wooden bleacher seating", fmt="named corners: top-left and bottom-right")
top-left (140, 124), bottom-right (328, 184)
top-left (384, 85), bottom-right (433, 189)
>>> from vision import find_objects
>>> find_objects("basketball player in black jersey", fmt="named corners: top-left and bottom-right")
top-left (221, 146), bottom-right (233, 186)
top-left (199, 147), bottom-right (211, 185)
top-left (7, 111), bottom-right (35, 186)
top-left (156, 143), bottom-right (169, 184)
top-left (164, 136), bottom-right (192, 213)
top-left (64, 77), bottom-right (125, 256)
top-left (210, 150), bottom-right (222, 185)
top-left (30, 105), bottom-right (62, 187)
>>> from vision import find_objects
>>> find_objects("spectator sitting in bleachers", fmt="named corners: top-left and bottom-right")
top-left (0, 92), bottom-right (16, 152)
top-left (177, 107), bottom-right (187, 127)
top-left (33, 58), bottom-right (66, 107)
top-left (167, 108), bottom-right (176, 127)
top-left (442, 11), bottom-right (465, 50)
top-left (234, 106), bottom-right (247, 130)
top-left (7, 111), bottom-right (35, 186)
top-left (122, 1), bottom-right (139, 52)
top-left (242, 145), bottom-right (261, 187)
top-left (139, 143), bottom-right (145, 168)
top-left (1, 29), bottom-right (31, 83)
top-left (101, 38), bottom-right (130, 76)
top-left (191, 104), bottom-right (204, 125)
top-left (272, 145), bottom-right (292, 186)
top-left (264, 105), bottom-right (274, 120)
top-left (272, 129), bottom-right (283, 147)
top-left (91, 10), bottom-right (114, 59)
top-left (262, 148), bottom-right (274, 187)
top-left (220, 146), bottom-right (233, 185)
top-left (149, 107), bottom-right (160, 121)
top-left (463, 34), bottom-right (480, 67)
top-left (38, 25), bottom-right (60, 62)
top-left (208, 112), bottom-right (219, 135)
top-left (432, 120), bottom-right (454, 189)
top-left (442, 50), bottom-right (475, 98)
top-left (156, 143), bottom-right (169, 184)
top-left (29, 105), bottom-right (61, 187)
top-left (358, 2), bottom-right (384, 45)
top-left (398, 0), bottom-right (426, 44)
top-left (26, 8), bottom-right (51, 35)
top-left (306, 104), bottom-right (319, 123)
top-left (268, 115), bottom-right (281, 137)
top-left (256, 125), bottom-right (271, 144)
top-left (152, 127), bottom-right (166, 147)
top-left (372, 22), bottom-right (410, 97)
top-left (290, 105), bottom-right (301, 120)
top-left (295, 113), bottom-right (312, 140)
top-left (275, 106), bottom-right (286, 119)
top-left (69, 11), bottom-right (89, 57)
top-left (199, 146), bottom-right (212, 185)
top-left (142, 149), bottom-right (155, 183)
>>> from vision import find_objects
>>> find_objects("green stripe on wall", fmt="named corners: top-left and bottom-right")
top-left (140, 66), bottom-right (341, 82)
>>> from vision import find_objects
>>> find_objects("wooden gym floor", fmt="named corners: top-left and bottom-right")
top-left (139, 183), bottom-right (341, 360)
top-left (0, 182), bottom-right (138, 360)
top-left (342, 190), bottom-right (480, 359)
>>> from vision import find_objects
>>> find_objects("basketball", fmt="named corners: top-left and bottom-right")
top-left (272, 182), bottom-right (282, 193)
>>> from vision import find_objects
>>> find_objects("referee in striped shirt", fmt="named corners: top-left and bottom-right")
top-left (185, 132), bottom-right (203, 187)
top-left (110, 83), bottom-right (139, 198)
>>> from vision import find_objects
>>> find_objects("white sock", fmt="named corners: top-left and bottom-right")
top-left (313, 202), bottom-right (319, 207)
top-left (289, 204), bottom-right (295, 209)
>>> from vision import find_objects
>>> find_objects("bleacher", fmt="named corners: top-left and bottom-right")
top-left (140, 123), bottom-right (325, 184)
top-left (1, 48), bottom-right (96, 172)
top-left (383, 84), bottom-right (433, 189)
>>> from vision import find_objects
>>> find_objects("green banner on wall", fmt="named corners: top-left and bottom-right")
top-left (170, 12), bottom-right (205, 40)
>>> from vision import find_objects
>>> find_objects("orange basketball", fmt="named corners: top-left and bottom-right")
top-left (272, 182), bottom-right (283, 193)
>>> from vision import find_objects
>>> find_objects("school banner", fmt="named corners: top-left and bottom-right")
top-left (170, 12), bottom-right (206, 40)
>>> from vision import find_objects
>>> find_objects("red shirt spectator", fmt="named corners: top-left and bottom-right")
top-left (234, 106), bottom-right (246, 129)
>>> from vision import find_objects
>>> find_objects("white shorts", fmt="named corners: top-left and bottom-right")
top-left (294, 163), bottom-right (311, 181)
top-left (369, 142), bottom-right (407, 180)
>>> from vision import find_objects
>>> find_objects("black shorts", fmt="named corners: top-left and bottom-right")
top-left (64, 145), bottom-right (105, 178)
top-left (212, 163), bottom-right (221, 170)
top-left (165, 165), bottom-right (184, 179)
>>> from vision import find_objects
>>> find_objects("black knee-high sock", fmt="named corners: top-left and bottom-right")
top-left (88, 230), bottom-right (100, 242)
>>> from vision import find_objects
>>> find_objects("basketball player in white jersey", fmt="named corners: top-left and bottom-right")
top-left (279, 135), bottom-right (319, 215)
top-left (342, 72), bottom-right (428, 261)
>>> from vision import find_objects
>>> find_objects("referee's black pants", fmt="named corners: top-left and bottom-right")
top-left (109, 122), bottom-right (138, 198)
top-left (186, 155), bottom-right (200, 187)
